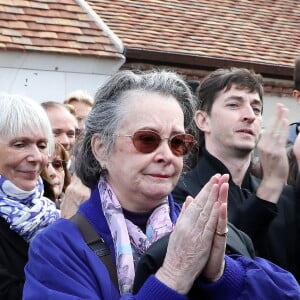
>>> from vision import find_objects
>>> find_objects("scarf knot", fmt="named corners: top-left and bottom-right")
top-left (0, 176), bottom-right (60, 242)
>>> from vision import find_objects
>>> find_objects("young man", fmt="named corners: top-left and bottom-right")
top-left (173, 68), bottom-right (300, 282)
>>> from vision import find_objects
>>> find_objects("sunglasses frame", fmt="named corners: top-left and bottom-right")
top-left (47, 159), bottom-right (65, 171)
top-left (116, 130), bottom-right (196, 156)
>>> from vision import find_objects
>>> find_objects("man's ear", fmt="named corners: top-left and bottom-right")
top-left (91, 134), bottom-right (107, 165)
top-left (293, 90), bottom-right (300, 104)
top-left (194, 110), bottom-right (210, 132)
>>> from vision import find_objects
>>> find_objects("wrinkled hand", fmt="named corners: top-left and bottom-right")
top-left (156, 174), bottom-right (229, 294)
top-left (60, 173), bottom-right (91, 219)
top-left (256, 103), bottom-right (289, 203)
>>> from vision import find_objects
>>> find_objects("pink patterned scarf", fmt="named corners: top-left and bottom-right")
top-left (98, 177), bottom-right (174, 295)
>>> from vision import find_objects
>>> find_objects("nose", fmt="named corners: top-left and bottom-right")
top-left (47, 163), bottom-right (57, 179)
top-left (27, 145), bottom-right (44, 163)
top-left (241, 105), bottom-right (256, 123)
top-left (154, 139), bottom-right (174, 163)
top-left (56, 133), bottom-right (71, 151)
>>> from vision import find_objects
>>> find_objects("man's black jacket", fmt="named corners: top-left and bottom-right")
top-left (172, 149), bottom-right (300, 282)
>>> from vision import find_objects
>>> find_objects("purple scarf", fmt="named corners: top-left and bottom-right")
top-left (98, 177), bottom-right (174, 295)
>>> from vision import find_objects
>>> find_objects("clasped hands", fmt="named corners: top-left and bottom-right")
top-left (156, 174), bottom-right (229, 295)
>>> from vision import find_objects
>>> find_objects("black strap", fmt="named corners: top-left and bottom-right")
top-left (70, 213), bottom-right (119, 290)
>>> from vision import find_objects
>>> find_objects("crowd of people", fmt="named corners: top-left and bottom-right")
top-left (0, 63), bottom-right (300, 299)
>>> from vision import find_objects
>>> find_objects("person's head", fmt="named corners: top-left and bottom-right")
top-left (286, 143), bottom-right (298, 186)
top-left (41, 142), bottom-right (71, 204)
top-left (64, 90), bottom-right (94, 134)
top-left (194, 67), bottom-right (264, 158)
top-left (0, 93), bottom-right (54, 191)
top-left (293, 57), bottom-right (300, 104)
top-left (41, 101), bottom-right (78, 153)
top-left (75, 70), bottom-right (196, 211)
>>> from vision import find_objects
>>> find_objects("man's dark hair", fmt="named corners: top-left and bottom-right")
top-left (197, 67), bottom-right (264, 114)
top-left (294, 58), bottom-right (300, 90)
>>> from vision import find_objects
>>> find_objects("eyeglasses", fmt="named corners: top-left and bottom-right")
top-left (47, 160), bottom-right (65, 171)
top-left (116, 130), bottom-right (196, 156)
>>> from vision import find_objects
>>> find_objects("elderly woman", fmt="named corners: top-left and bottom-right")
top-left (0, 94), bottom-right (60, 300)
top-left (23, 71), bottom-right (299, 299)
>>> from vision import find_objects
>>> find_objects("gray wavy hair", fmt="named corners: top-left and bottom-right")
top-left (75, 69), bottom-right (196, 188)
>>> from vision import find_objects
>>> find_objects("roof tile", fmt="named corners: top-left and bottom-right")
top-left (29, 2), bottom-right (49, 9)
top-left (2, 28), bottom-right (22, 37)
top-left (12, 36), bottom-right (32, 45)
top-left (0, 35), bottom-right (12, 42)
top-left (38, 31), bottom-right (58, 39)
top-left (5, 43), bottom-right (25, 50)
top-left (7, 21), bottom-right (27, 29)
top-left (5, 6), bottom-right (24, 13)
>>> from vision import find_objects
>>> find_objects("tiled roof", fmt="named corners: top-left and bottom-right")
top-left (0, 0), bottom-right (122, 58)
top-left (87, 0), bottom-right (300, 68)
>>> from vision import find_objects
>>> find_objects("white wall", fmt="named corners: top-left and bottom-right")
top-left (1, 51), bottom-right (298, 125)
top-left (0, 51), bottom-right (125, 102)
top-left (263, 95), bottom-right (300, 128)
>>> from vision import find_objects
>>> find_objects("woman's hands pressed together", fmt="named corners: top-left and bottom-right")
top-left (156, 174), bottom-right (229, 294)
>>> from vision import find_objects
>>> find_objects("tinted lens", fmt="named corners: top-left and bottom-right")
top-left (170, 134), bottom-right (195, 156)
top-left (131, 130), bottom-right (195, 156)
top-left (49, 160), bottom-right (64, 170)
top-left (132, 131), bottom-right (161, 153)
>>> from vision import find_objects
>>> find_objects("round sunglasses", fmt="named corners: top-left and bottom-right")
top-left (47, 160), bottom-right (65, 171)
top-left (116, 130), bottom-right (196, 156)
